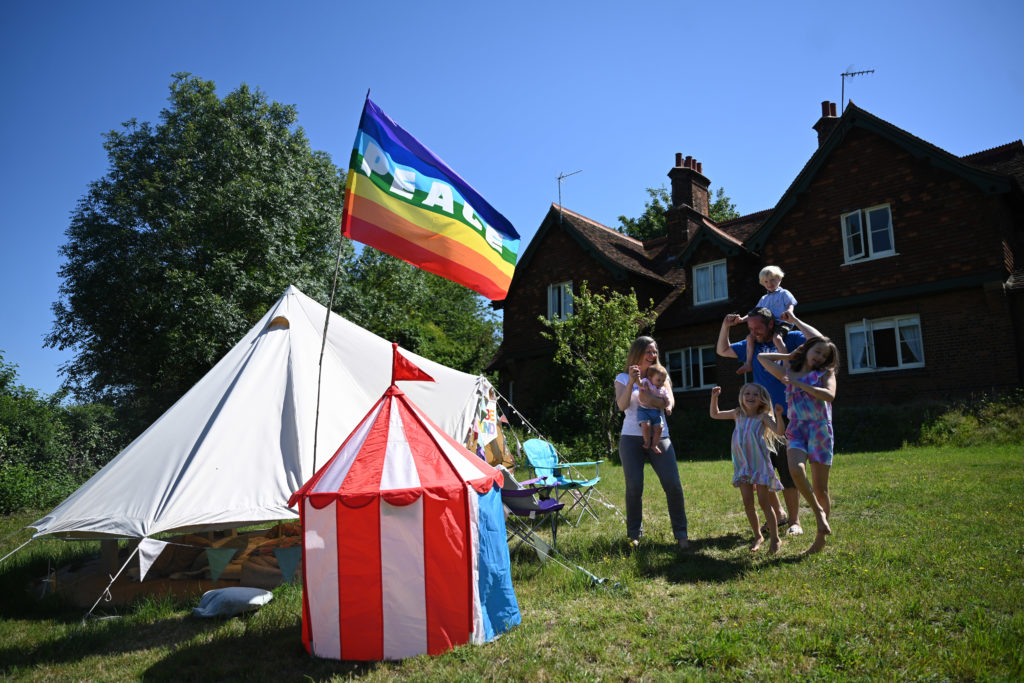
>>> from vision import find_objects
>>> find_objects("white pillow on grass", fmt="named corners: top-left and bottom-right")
top-left (192, 587), bottom-right (274, 618)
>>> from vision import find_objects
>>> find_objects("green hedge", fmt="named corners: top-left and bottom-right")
top-left (665, 389), bottom-right (1024, 460)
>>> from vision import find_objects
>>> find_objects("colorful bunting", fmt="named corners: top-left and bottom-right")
top-left (205, 548), bottom-right (238, 584)
top-left (137, 538), bottom-right (168, 582)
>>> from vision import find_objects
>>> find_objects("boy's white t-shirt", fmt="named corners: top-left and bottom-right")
top-left (615, 372), bottom-right (670, 438)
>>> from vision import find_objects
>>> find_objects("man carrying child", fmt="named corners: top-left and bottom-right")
top-left (716, 308), bottom-right (806, 536)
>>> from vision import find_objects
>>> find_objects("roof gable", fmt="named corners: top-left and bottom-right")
top-left (677, 218), bottom-right (752, 266)
top-left (507, 204), bottom-right (676, 290)
top-left (747, 102), bottom-right (1015, 250)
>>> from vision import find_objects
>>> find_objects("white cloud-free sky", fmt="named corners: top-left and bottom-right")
top-left (2, 0), bottom-right (1022, 395)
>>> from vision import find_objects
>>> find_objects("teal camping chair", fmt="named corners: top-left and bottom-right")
top-left (522, 439), bottom-right (603, 526)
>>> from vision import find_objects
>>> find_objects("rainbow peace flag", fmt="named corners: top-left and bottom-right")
top-left (341, 98), bottom-right (520, 301)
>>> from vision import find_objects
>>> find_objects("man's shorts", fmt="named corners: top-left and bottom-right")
top-left (786, 419), bottom-right (834, 466)
top-left (769, 445), bottom-right (795, 489)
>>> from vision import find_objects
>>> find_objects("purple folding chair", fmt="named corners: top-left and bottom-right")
top-left (498, 465), bottom-right (563, 556)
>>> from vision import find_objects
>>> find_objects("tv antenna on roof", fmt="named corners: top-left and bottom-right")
top-left (557, 169), bottom-right (582, 224)
top-left (841, 68), bottom-right (875, 112)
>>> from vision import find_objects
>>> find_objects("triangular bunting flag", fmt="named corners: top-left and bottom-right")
top-left (206, 547), bottom-right (238, 583)
top-left (531, 535), bottom-right (553, 563)
top-left (391, 342), bottom-right (434, 383)
top-left (138, 538), bottom-right (168, 582)
top-left (273, 547), bottom-right (302, 584)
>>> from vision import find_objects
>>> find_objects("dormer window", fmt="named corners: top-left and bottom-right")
top-left (547, 281), bottom-right (573, 320)
top-left (693, 260), bottom-right (728, 305)
top-left (842, 204), bottom-right (895, 264)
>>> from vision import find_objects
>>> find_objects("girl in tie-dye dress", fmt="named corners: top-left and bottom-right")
top-left (709, 383), bottom-right (785, 553)
top-left (758, 322), bottom-right (839, 555)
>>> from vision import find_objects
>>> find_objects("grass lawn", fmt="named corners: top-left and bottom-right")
top-left (1, 443), bottom-right (1022, 681)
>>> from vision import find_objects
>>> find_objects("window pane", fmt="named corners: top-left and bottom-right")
top-left (872, 328), bottom-right (899, 368)
top-left (898, 321), bottom-right (923, 364)
top-left (700, 347), bottom-right (717, 387)
top-left (561, 283), bottom-right (573, 317)
top-left (686, 348), bottom-right (699, 389)
top-left (848, 330), bottom-right (868, 369)
top-left (868, 207), bottom-right (893, 254)
top-left (712, 262), bottom-right (728, 300)
top-left (844, 213), bottom-right (864, 259)
top-left (694, 267), bottom-right (710, 303)
top-left (666, 352), bottom-right (684, 388)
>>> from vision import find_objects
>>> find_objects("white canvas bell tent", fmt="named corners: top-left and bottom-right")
top-left (289, 347), bottom-right (520, 660)
top-left (30, 285), bottom-right (491, 541)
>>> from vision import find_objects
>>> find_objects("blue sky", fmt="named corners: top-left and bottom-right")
top-left (2, 0), bottom-right (1022, 396)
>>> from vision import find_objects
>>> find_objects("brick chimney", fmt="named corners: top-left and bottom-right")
top-left (812, 100), bottom-right (839, 147)
top-left (666, 153), bottom-right (711, 247)
top-left (668, 153), bottom-right (710, 216)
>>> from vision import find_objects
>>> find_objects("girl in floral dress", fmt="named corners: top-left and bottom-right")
top-left (709, 383), bottom-right (786, 553)
top-left (758, 322), bottom-right (838, 554)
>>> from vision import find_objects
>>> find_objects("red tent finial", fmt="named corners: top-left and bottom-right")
top-left (391, 342), bottom-right (435, 384)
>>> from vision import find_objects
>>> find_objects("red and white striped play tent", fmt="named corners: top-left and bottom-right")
top-left (288, 345), bottom-right (520, 661)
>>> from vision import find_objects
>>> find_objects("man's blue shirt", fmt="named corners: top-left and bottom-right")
top-left (730, 330), bottom-right (806, 414)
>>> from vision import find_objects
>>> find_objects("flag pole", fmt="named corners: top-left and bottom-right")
top-left (312, 228), bottom-right (347, 479)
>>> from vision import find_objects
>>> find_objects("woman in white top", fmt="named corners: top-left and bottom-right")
top-left (614, 336), bottom-right (690, 549)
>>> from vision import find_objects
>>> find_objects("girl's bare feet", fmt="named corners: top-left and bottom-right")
top-left (750, 535), bottom-right (764, 552)
top-left (815, 508), bottom-right (832, 535)
top-left (769, 537), bottom-right (781, 554)
top-left (804, 533), bottom-right (827, 554)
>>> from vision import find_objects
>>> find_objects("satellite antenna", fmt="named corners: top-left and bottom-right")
top-left (841, 68), bottom-right (875, 112)
top-left (557, 169), bottom-right (582, 224)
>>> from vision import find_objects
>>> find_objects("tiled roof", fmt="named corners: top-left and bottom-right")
top-left (717, 209), bottom-right (772, 243)
top-left (962, 140), bottom-right (1024, 188)
top-left (553, 205), bottom-right (676, 285)
top-left (549, 203), bottom-right (771, 288)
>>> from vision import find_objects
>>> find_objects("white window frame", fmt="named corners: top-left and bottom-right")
top-left (665, 346), bottom-right (717, 391)
top-left (842, 203), bottom-right (896, 264)
top-left (547, 281), bottom-right (573, 320)
top-left (845, 315), bottom-right (925, 374)
top-left (692, 259), bottom-right (728, 305)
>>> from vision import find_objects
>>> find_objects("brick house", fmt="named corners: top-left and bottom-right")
top-left (489, 101), bottom-right (1024, 418)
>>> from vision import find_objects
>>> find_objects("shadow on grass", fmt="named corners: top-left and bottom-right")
top-left (0, 541), bottom-right (104, 622)
top-left (0, 611), bottom-right (383, 682)
top-left (0, 613), bottom-right (223, 672)
top-left (142, 623), bottom-right (382, 682)
top-left (583, 533), bottom-right (792, 585)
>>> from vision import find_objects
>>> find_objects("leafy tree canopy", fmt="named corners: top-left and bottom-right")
top-left (540, 283), bottom-right (657, 457)
top-left (616, 186), bottom-right (671, 241)
top-left (47, 74), bottom-right (349, 431)
top-left (709, 187), bottom-right (740, 222)
top-left (339, 249), bottom-right (500, 374)
top-left (616, 185), bottom-right (741, 240)
top-left (0, 352), bottom-right (125, 513)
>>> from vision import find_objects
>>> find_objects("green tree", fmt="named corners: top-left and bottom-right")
top-left (708, 186), bottom-right (740, 222)
top-left (617, 185), bottom-right (740, 240)
top-left (616, 186), bottom-right (671, 241)
top-left (47, 74), bottom-right (349, 433)
top-left (340, 249), bottom-right (500, 374)
top-left (0, 352), bottom-right (125, 513)
top-left (540, 283), bottom-right (657, 457)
